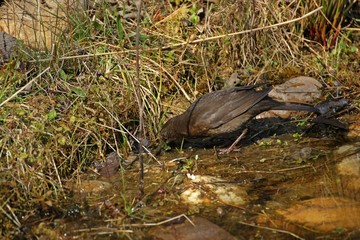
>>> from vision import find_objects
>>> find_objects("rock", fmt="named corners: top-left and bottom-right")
top-left (0, 0), bottom-right (88, 49)
top-left (0, 32), bottom-right (19, 63)
top-left (71, 180), bottom-right (112, 194)
top-left (148, 216), bottom-right (236, 240)
top-left (276, 197), bottom-right (360, 232)
top-left (259, 76), bottom-right (322, 119)
top-left (335, 144), bottom-right (360, 156)
top-left (269, 76), bottom-right (322, 103)
top-left (94, 152), bottom-right (121, 178)
top-left (345, 115), bottom-right (360, 140)
top-left (180, 175), bottom-right (248, 207)
top-left (291, 147), bottom-right (313, 161)
top-left (337, 146), bottom-right (360, 199)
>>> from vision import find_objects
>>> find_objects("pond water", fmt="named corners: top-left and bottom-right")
top-left (22, 119), bottom-right (360, 240)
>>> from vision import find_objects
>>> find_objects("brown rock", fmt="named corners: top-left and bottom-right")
top-left (260, 76), bottom-right (322, 119)
top-left (269, 76), bottom-right (322, 103)
top-left (276, 197), bottom-right (360, 232)
top-left (148, 216), bottom-right (236, 240)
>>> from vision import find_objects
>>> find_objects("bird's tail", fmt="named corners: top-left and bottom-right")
top-left (271, 99), bottom-right (348, 129)
top-left (271, 102), bottom-right (318, 113)
top-left (272, 98), bottom-right (349, 115)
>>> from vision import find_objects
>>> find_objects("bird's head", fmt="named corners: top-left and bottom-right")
top-left (160, 118), bottom-right (178, 142)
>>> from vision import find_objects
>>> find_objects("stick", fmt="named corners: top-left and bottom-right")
top-left (0, 66), bottom-right (50, 107)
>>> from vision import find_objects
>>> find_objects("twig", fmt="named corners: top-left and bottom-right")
top-left (0, 67), bottom-right (50, 108)
top-left (236, 165), bottom-right (312, 174)
top-left (0, 204), bottom-right (21, 228)
top-left (106, 214), bottom-right (195, 227)
top-left (135, 0), bottom-right (145, 197)
top-left (73, 227), bottom-right (133, 233)
top-left (238, 221), bottom-right (305, 240)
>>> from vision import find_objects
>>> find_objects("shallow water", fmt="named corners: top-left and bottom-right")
top-left (21, 125), bottom-right (360, 239)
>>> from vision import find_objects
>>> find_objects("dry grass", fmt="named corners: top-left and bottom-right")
top-left (0, 0), bottom-right (359, 237)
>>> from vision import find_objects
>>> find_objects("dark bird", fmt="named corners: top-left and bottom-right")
top-left (160, 86), bottom-right (346, 145)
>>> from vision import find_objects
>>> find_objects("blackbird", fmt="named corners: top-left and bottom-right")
top-left (160, 86), bottom-right (319, 143)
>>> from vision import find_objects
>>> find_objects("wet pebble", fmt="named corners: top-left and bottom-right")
top-left (291, 147), bottom-right (313, 161)
top-left (180, 175), bottom-right (248, 207)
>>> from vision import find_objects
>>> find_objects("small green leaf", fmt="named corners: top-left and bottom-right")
top-left (57, 134), bottom-right (67, 145)
top-left (47, 109), bottom-right (57, 120)
top-left (162, 144), bottom-right (172, 151)
top-left (116, 13), bottom-right (124, 42)
top-left (293, 132), bottom-right (302, 142)
top-left (19, 152), bottom-right (28, 159)
top-left (55, 126), bottom-right (63, 132)
top-left (31, 121), bottom-right (45, 132)
top-left (16, 109), bottom-right (26, 116)
top-left (59, 69), bottom-right (68, 81)
top-left (349, 46), bottom-right (357, 53)
top-left (71, 87), bottom-right (86, 98)
top-left (70, 116), bottom-right (76, 123)
top-left (140, 34), bottom-right (149, 41)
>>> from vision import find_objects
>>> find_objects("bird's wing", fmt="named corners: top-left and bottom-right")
top-left (188, 87), bottom-right (271, 135)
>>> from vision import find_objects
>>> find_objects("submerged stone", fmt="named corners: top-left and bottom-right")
top-left (148, 216), bottom-right (236, 240)
top-left (337, 148), bottom-right (360, 199)
top-left (180, 175), bottom-right (248, 207)
top-left (276, 197), bottom-right (360, 232)
top-left (72, 180), bottom-right (113, 194)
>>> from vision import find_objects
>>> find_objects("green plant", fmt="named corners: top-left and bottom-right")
top-left (292, 132), bottom-right (303, 142)
top-left (188, 4), bottom-right (200, 25)
top-left (305, 0), bottom-right (357, 48)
